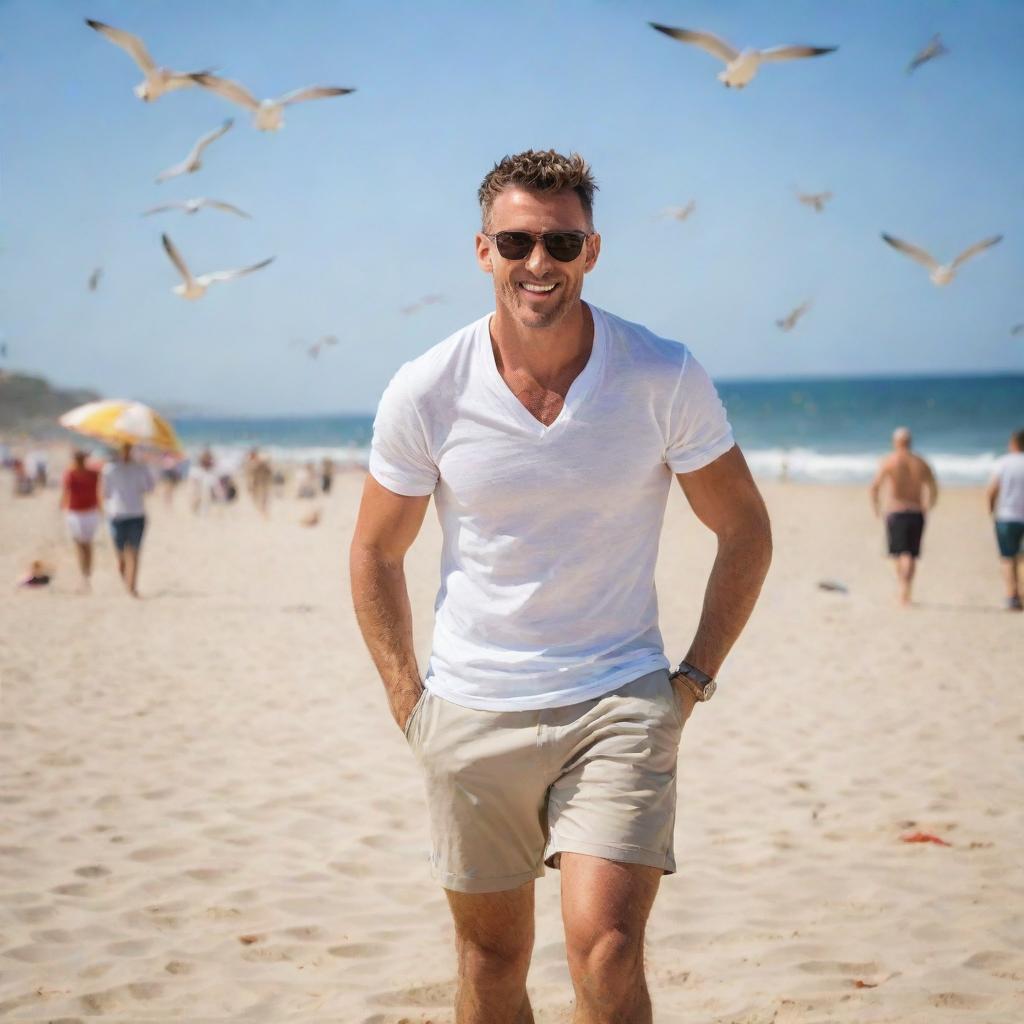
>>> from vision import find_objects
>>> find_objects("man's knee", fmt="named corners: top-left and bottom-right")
top-left (457, 931), bottom-right (532, 979)
top-left (566, 924), bottom-right (644, 982)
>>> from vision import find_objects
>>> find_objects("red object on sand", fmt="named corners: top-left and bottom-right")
top-left (900, 831), bottom-right (952, 846)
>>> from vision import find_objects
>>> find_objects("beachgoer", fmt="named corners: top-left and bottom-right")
top-left (296, 462), bottom-right (318, 499)
top-left (159, 451), bottom-right (182, 507)
top-left (60, 448), bottom-right (101, 592)
top-left (246, 447), bottom-right (273, 517)
top-left (350, 149), bottom-right (772, 1024)
top-left (321, 456), bottom-right (335, 494)
top-left (986, 427), bottom-right (1024, 611)
top-left (101, 442), bottom-right (154, 597)
top-left (190, 447), bottom-right (217, 515)
top-left (870, 426), bottom-right (939, 606)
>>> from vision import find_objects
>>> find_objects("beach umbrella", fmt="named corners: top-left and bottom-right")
top-left (59, 399), bottom-right (183, 454)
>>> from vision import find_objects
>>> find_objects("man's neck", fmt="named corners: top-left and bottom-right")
top-left (490, 301), bottom-right (593, 387)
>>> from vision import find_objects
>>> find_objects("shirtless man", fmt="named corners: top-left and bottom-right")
top-left (870, 427), bottom-right (939, 605)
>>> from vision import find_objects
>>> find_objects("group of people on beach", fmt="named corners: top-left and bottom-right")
top-left (871, 426), bottom-right (1024, 609)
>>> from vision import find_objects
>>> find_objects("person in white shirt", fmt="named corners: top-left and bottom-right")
top-left (101, 443), bottom-right (154, 597)
top-left (986, 428), bottom-right (1024, 611)
top-left (350, 149), bottom-right (772, 1024)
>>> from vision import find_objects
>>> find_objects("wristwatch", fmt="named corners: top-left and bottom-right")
top-left (669, 660), bottom-right (717, 702)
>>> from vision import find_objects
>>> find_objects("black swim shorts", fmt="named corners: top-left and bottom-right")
top-left (886, 511), bottom-right (925, 558)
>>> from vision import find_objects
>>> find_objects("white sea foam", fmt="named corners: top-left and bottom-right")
top-left (186, 443), bottom-right (998, 485)
top-left (745, 447), bottom-right (999, 484)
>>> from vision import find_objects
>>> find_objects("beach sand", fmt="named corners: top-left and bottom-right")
top-left (1, 465), bottom-right (1022, 1022)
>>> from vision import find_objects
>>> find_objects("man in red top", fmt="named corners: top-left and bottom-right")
top-left (60, 449), bottom-right (101, 592)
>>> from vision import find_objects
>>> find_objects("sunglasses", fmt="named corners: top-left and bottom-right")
top-left (484, 230), bottom-right (591, 263)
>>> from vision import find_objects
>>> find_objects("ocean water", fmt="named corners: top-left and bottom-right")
top-left (174, 374), bottom-right (1023, 485)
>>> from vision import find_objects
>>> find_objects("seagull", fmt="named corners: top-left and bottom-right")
top-left (290, 336), bottom-right (339, 358)
top-left (1011, 324), bottom-right (1024, 336)
top-left (85, 19), bottom-right (213, 102)
top-left (189, 73), bottom-right (355, 131)
top-left (161, 234), bottom-right (273, 301)
top-left (155, 119), bottom-right (233, 183)
top-left (881, 233), bottom-right (1003, 287)
top-left (776, 301), bottom-right (811, 332)
top-left (907, 34), bottom-right (948, 75)
top-left (400, 294), bottom-right (446, 315)
top-left (659, 201), bottom-right (697, 222)
top-left (143, 198), bottom-right (251, 219)
top-left (796, 190), bottom-right (833, 213)
top-left (88, 267), bottom-right (103, 292)
top-left (649, 23), bottom-right (836, 89)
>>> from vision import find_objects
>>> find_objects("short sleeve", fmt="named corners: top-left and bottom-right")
top-left (368, 367), bottom-right (439, 497)
top-left (664, 351), bottom-right (735, 474)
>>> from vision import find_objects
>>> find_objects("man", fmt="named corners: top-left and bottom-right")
top-left (350, 150), bottom-right (772, 1024)
top-left (870, 427), bottom-right (939, 606)
top-left (986, 428), bottom-right (1024, 611)
top-left (101, 442), bottom-right (154, 597)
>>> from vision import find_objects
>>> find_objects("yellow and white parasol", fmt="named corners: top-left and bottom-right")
top-left (59, 399), bottom-right (183, 454)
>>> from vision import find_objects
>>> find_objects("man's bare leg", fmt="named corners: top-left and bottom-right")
top-left (445, 881), bottom-right (535, 1024)
top-left (895, 553), bottom-right (916, 605)
top-left (123, 546), bottom-right (140, 597)
top-left (1001, 556), bottom-right (1021, 606)
top-left (560, 853), bottom-right (662, 1024)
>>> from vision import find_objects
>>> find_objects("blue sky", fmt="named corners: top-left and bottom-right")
top-left (2, 0), bottom-right (1022, 415)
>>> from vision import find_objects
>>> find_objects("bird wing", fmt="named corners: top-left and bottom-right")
top-left (200, 257), bottom-right (275, 285)
top-left (950, 235), bottom-right (1002, 269)
top-left (190, 73), bottom-right (259, 110)
top-left (193, 119), bottom-right (234, 157)
top-left (205, 199), bottom-right (251, 218)
top-left (161, 234), bottom-right (193, 283)
top-left (760, 45), bottom-right (837, 62)
top-left (907, 35), bottom-right (947, 74)
top-left (1011, 324), bottom-right (1024, 336)
top-left (88, 268), bottom-right (102, 290)
top-left (155, 158), bottom-right (190, 183)
top-left (86, 19), bottom-right (155, 72)
top-left (881, 233), bottom-right (939, 270)
top-left (142, 203), bottom-right (180, 215)
top-left (279, 85), bottom-right (356, 106)
top-left (648, 24), bottom-right (738, 63)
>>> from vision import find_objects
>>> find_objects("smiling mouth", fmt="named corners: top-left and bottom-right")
top-left (518, 282), bottom-right (558, 294)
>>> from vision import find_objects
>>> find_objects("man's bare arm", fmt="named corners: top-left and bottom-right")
top-left (925, 460), bottom-right (940, 509)
top-left (869, 459), bottom-right (889, 517)
top-left (986, 477), bottom-right (999, 516)
top-left (349, 475), bottom-right (431, 731)
top-left (675, 445), bottom-right (772, 679)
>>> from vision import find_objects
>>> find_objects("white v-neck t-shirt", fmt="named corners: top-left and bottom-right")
top-left (369, 303), bottom-right (735, 711)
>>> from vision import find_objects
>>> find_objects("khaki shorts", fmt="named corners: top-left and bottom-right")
top-left (403, 669), bottom-right (687, 893)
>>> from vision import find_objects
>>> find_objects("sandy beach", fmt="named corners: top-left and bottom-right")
top-left (1, 464), bottom-right (1022, 1023)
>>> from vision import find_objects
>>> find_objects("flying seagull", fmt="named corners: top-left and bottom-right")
top-left (1011, 324), bottom-right (1024, 337)
top-left (400, 294), bottom-right (446, 315)
top-left (143, 198), bottom-right (251, 219)
top-left (290, 336), bottom-right (339, 358)
top-left (85, 19), bottom-right (212, 101)
top-left (161, 233), bottom-right (273, 301)
top-left (659, 201), bottom-right (697, 222)
top-left (907, 34), bottom-right (948, 75)
top-left (776, 301), bottom-right (811, 332)
top-left (190, 73), bottom-right (355, 131)
top-left (796, 190), bottom-right (833, 213)
top-left (881, 233), bottom-right (1003, 287)
top-left (649, 23), bottom-right (836, 89)
top-left (155, 119), bottom-right (233, 183)
top-left (88, 267), bottom-right (103, 292)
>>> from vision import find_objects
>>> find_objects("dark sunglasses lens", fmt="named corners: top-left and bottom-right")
top-left (543, 233), bottom-right (586, 262)
top-left (494, 232), bottom-right (534, 260)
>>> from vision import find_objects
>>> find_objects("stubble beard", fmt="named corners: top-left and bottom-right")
top-left (498, 274), bottom-right (583, 330)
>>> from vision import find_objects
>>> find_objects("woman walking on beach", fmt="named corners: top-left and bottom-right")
top-left (60, 449), bottom-right (101, 592)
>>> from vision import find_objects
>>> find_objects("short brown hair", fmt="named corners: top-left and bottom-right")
top-left (478, 149), bottom-right (597, 231)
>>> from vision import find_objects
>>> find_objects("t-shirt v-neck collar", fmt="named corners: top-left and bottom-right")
top-left (479, 304), bottom-right (607, 437)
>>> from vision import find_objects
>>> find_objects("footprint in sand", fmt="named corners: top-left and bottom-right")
top-left (369, 980), bottom-right (458, 1008)
top-left (928, 992), bottom-right (994, 1010)
top-left (73, 865), bottom-right (110, 878)
top-left (328, 942), bottom-right (389, 958)
top-left (164, 960), bottom-right (194, 975)
top-left (964, 950), bottom-right (1024, 981)
top-left (796, 960), bottom-right (883, 976)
